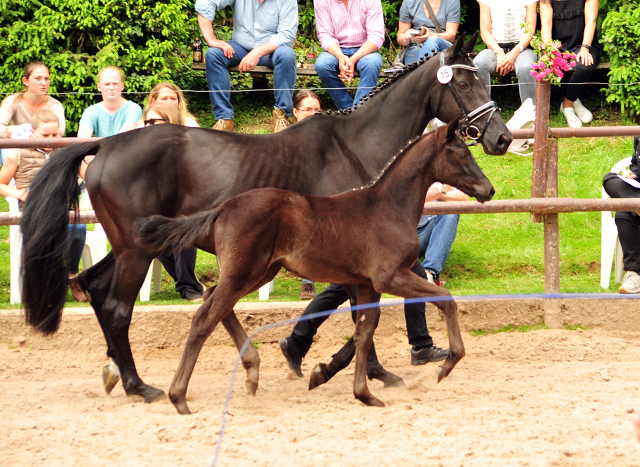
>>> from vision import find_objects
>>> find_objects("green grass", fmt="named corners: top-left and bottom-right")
top-left (0, 93), bottom-right (633, 308)
top-left (469, 323), bottom-right (548, 336)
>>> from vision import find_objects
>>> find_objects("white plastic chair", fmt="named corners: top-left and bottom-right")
top-left (600, 157), bottom-right (633, 289)
top-left (140, 258), bottom-right (164, 302)
top-left (258, 279), bottom-right (275, 301)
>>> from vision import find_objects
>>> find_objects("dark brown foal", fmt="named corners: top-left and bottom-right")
top-left (134, 119), bottom-right (494, 413)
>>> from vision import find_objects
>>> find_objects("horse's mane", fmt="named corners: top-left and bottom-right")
top-left (321, 54), bottom-right (437, 118)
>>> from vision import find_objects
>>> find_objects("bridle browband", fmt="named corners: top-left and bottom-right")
top-left (438, 52), bottom-right (499, 143)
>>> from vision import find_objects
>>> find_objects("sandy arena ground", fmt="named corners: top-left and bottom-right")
top-left (1, 299), bottom-right (640, 466)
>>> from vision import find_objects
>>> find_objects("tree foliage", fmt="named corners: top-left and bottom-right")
top-left (0, 0), bottom-right (197, 133)
top-left (601, 1), bottom-right (640, 119)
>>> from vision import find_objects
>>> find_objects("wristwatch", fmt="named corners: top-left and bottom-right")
top-left (494, 47), bottom-right (503, 55)
top-left (516, 44), bottom-right (524, 53)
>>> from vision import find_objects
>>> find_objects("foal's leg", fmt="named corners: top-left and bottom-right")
top-left (169, 282), bottom-right (249, 415)
top-left (383, 268), bottom-right (465, 382)
top-left (221, 312), bottom-right (260, 396)
top-left (352, 287), bottom-right (384, 407)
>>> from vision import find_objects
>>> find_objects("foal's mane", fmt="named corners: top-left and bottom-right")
top-left (357, 126), bottom-right (450, 190)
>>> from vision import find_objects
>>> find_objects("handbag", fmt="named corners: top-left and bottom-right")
top-left (392, 47), bottom-right (408, 68)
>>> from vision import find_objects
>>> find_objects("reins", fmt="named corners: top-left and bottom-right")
top-left (437, 52), bottom-right (499, 144)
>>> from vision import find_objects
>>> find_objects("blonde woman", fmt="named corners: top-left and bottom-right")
top-left (144, 82), bottom-right (198, 127)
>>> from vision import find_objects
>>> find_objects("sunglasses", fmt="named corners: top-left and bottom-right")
top-left (144, 118), bottom-right (167, 126)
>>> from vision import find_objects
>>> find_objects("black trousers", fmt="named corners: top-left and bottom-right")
top-left (603, 172), bottom-right (640, 273)
top-left (564, 46), bottom-right (601, 103)
top-left (157, 246), bottom-right (203, 294)
top-left (289, 259), bottom-right (434, 357)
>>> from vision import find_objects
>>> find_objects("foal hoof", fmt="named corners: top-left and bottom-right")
top-left (309, 363), bottom-right (331, 390)
top-left (137, 385), bottom-right (167, 404)
top-left (436, 366), bottom-right (447, 383)
top-left (246, 381), bottom-right (258, 396)
top-left (102, 362), bottom-right (121, 395)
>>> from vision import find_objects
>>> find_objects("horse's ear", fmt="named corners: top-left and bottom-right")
top-left (462, 31), bottom-right (479, 55)
top-left (445, 34), bottom-right (466, 64)
top-left (445, 118), bottom-right (462, 140)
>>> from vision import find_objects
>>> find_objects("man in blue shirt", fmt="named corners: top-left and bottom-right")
top-left (195, 0), bottom-right (298, 133)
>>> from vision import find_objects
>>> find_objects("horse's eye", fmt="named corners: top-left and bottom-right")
top-left (458, 81), bottom-right (469, 90)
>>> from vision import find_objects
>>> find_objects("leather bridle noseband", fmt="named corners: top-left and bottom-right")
top-left (438, 52), bottom-right (499, 142)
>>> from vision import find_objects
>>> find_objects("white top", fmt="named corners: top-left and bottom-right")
top-left (478, 0), bottom-right (538, 44)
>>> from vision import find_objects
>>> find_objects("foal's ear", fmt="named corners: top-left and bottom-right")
top-left (462, 31), bottom-right (479, 55)
top-left (446, 33), bottom-right (466, 64)
top-left (445, 118), bottom-right (462, 140)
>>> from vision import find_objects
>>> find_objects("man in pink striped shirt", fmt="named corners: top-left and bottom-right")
top-left (314, 0), bottom-right (386, 109)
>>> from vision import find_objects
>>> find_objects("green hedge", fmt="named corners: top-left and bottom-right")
top-left (0, 0), bottom-right (638, 132)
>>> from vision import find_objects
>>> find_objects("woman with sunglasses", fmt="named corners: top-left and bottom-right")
top-left (141, 82), bottom-right (198, 128)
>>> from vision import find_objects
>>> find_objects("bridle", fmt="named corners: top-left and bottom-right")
top-left (437, 52), bottom-right (499, 143)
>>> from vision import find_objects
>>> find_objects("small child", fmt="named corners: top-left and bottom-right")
top-left (0, 109), bottom-right (88, 302)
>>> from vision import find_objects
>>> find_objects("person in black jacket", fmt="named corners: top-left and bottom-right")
top-left (603, 137), bottom-right (640, 293)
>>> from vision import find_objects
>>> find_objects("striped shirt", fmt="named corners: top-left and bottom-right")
top-left (314, 0), bottom-right (386, 51)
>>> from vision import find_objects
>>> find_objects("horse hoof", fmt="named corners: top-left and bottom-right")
top-left (356, 394), bottom-right (386, 407)
top-left (102, 362), bottom-right (121, 395)
top-left (308, 363), bottom-right (330, 390)
top-left (142, 386), bottom-right (167, 404)
top-left (172, 400), bottom-right (191, 415)
top-left (436, 366), bottom-right (446, 383)
top-left (367, 368), bottom-right (405, 388)
top-left (246, 381), bottom-right (258, 396)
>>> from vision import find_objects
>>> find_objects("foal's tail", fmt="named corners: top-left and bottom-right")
top-left (21, 141), bottom-right (102, 335)
top-left (134, 208), bottom-right (223, 253)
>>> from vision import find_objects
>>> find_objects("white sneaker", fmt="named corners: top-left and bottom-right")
top-left (425, 270), bottom-right (436, 284)
top-left (619, 271), bottom-right (640, 294)
top-left (560, 104), bottom-right (582, 128)
top-left (572, 98), bottom-right (593, 124)
top-left (507, 98), bottom-right (536, 151)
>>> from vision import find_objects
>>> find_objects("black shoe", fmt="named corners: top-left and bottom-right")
top-left (180, 288), bottom-right (203, 302)
top-left (410, 345), bottom-right (449, 365)
top-left (279, 337), bottom-right (303, 378)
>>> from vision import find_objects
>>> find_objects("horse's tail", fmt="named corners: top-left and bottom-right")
top-left (134, 208), bottom-right (223, 253)
top-left (21, 140), bottom-right (103, 335)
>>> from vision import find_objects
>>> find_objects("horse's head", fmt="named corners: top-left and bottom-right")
top-left (433, 118), bottom-right (495, 203)
top-left (428, 32), bottom-right (512, 156)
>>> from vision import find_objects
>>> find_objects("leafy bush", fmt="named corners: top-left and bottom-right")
top-left (601, 2), bottom-right (640, 119)
top-left (0, 0), bottom-right (199, 134)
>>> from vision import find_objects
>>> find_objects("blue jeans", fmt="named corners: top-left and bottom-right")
top-left (315, 48), bottom-right (383, 110)
top-left (205, 41), bottom-right (296, 120)
top-left (473, 48), bottom-right (537, 104)
top-left (68, 224), bottom-right (86, 275)
top-left (404, 36), bottom-right (452, 65)
top-left (417, 214), bottom-right (459, 280)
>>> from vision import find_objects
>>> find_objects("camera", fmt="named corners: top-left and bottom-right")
top-left (408, 29), bottom-right (422, 36)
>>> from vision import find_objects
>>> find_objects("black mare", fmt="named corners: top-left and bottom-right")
top-left (20, 33), bottom-right (511, 403)
top-left (133, 119), bottom-right (495, 413)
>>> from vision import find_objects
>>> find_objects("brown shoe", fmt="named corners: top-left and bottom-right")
top-left (69, 276), bottom-right (88, 302)
top-left (212, 119), bottom-right (234, 132)
top-left (299, 282), bottom-right (316, 300)
top-left (272, 108), bottom-right (290, 133)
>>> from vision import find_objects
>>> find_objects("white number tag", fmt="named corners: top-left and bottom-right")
top-left (437, 66), bottom-right (453, 84)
